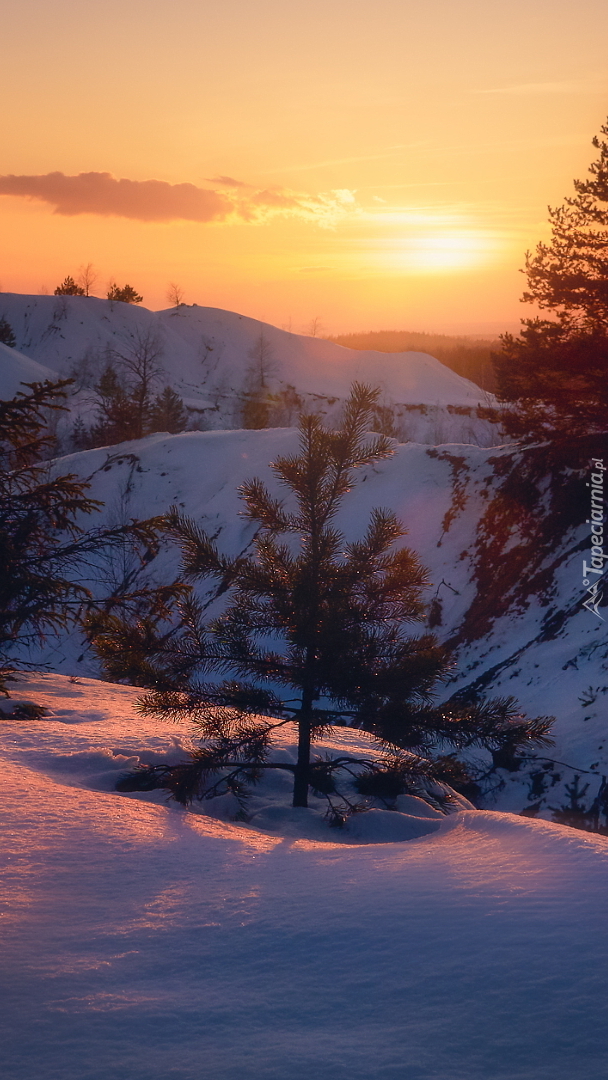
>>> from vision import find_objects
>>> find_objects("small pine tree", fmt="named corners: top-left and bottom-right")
top-left (70, 416), bottom-right (90, 451)
top-left (0, 317), bottom-right (16, 349)
top-left (107, 283), bottom-right (143, 304)
top-left (54, 276), bottom-right (85, 296)
top-left (124, 385), bottom-right (553, 815)
top-left (90, 362), bottom-right (136, 444)
top-left (149, 386), bottom-right (188, 434)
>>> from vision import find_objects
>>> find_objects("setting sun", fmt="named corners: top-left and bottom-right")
top-left (1, 0), bottom-right (607, 333)
top-left (368, 229), bottom-right (499, 274)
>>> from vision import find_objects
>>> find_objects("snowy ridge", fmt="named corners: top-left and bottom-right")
top-left (0, 293), bottom-right (501, 444)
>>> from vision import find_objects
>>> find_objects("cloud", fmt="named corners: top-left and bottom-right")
top-left (207, 175), bottom-right (250, 188)
top-left (0, 171), bottom-right (231, 222)
top-left (0, 170), bottom-right (357, 227)
top-left (244, 187), bottom-right (356, 226)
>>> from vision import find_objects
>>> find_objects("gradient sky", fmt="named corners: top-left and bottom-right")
top-left (2, 0), bottom-right (607, 333)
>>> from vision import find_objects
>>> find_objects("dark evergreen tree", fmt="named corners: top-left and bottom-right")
top-left (117, 385), bottom-right (552, 815)
top-left (0, 380), bottom-right (162, 692)
top-left (149, 386), bottom-right (188, 434)
top-left (107, 283), bottom-right (143, 304)
top-left (70, 416), bottom-right (90, 451)
top-left (0, 317), bottom-right (16, 349)
top-left (54, 276), bottom-right (85, 296)
top-left (494, 119), bottom-right (608, 441)
top-left (90, 362), bottom-right (135, 444)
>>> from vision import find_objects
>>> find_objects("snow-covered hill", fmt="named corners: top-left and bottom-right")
top-left (22, 427), bottom-right (607, 825)
top-left (1, 295), bottom-right (603, 827)
top-left (0, 340), bottom-right (57, 399)
top-left (1, 672), bottom-right (607, 1080)
top-left (0, 293), bottom-right (501, 444)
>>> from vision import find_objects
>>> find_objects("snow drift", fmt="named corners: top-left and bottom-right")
top-left (1, 673), bottom-right (607, 1080)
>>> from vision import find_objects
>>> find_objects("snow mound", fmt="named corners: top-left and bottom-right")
top-left (0, 676), bottom-right (470, 844)
top-left (1, 674), bottom-right (607, 1080)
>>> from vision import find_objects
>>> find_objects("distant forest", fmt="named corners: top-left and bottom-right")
top-left (327, 330), bottom-right (498, 392)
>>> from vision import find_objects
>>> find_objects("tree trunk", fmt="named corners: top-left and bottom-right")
top-left (292, 711), bottom-right (312, 807)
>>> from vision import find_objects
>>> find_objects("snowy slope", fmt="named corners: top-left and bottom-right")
top-left (0, 293), bottom-right (500, 444)
top-left (1, 673), bottom-right (607, 1080)
top-left (0, 340), bottom-right (57, 399)
top-left (20, 427), bottom-right (608, 823)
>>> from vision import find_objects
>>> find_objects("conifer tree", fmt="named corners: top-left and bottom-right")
top-left (107, 283), bottom-right (143, 304)
top-left (149, 386), bottom-right (188, 434)
top-left (90, 362), bottom-right (135, 444)
top-left (125, 385), bottom-right (552, 814)
top-left (0, 380), bottom-right (163, 692)
top-left (70, 416), bottom-right (90, 451)
top-left (495, 119), bottom-right (608, 440)
top-left (54, 276), bottom-right (85, 296)
top-left (0, 317), bottom-right (16, 349)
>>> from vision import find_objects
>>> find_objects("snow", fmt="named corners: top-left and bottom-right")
top-left (0, 340), bottom-right (56, 399)
top-left (0, 293), bottom-right (501, 444)
top-left (25, 426), bottom-right (607, 827)
top-left (0, 293), bottom-right (486, 405)
top-left (3, 294), bottom-right (607, 1075)
top-left (1, 673), bottom-right (607, 1080)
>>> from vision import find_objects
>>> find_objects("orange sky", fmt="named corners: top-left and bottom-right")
top-left (2, 0), bottom-right (607, 333)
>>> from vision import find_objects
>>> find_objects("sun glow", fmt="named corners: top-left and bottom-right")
top-left (374, 230), bottom-right (499, 274)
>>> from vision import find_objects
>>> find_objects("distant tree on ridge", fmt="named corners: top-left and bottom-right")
top-left (54, 276), bottom-right (85, 296)
top-left (107, 283), bottom-right (143, 304)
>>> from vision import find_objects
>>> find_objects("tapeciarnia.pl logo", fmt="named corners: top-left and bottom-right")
top-left (582, 458), bottom-right (606, 621)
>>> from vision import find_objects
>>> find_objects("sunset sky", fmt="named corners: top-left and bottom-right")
top-left (2, 0), bottom-right (607, 333)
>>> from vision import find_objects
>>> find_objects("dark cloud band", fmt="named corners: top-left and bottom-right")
top-left (0, 171), bottom-right (231, 222)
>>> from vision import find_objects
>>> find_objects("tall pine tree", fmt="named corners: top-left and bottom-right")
top-left (495, 119), bottom-right (608, 441)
